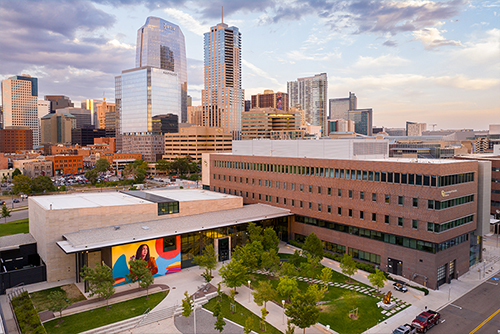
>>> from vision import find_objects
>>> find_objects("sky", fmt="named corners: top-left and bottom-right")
top-left (0, 0), bottom-right (499, 130)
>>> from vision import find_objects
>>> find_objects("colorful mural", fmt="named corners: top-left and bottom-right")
top-left (111, 235), bottom-right (181, 286)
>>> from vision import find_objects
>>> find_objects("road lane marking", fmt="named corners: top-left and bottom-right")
top-left (469, 308), bottom-right (500, 334)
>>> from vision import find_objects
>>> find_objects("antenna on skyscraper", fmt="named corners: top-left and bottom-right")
top-left (221, 6), bottom-right (223, 23)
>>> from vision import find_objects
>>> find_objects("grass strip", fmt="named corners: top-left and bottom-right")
top-left (203, 294), bottom-right (282, 334)
top-left (43, 291), bottom-right (167, 334)
top-left (30, 285), bottom-right (86, 312)
top-left (0, 218), bottom-right (29, 236)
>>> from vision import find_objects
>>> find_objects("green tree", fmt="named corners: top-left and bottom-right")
top-left (367, 269), bottom-right (387, 292)
top-left (127, 259), bottom-right (154, 296)
top-left (48, 290), bottom-right (71, 318)
top-left (261, 248), bottom-right (280, 273)
top-left (155, 159), bottom-right (171, 174)
top-left (247, 222), bottom-right (263, 243)
top-left (244, 316), bottom-right (253, 334)
top-left (193, 243), bottom-right (217, 276)
top-left (213, 300), bottom-right (226, 333)
top-left (80, 262), bottom-right (115, 307)
top-left (299, 254), bottom-right (322, 278)
top-left (171, 157), bottom-right (190, 175)
top-left (233, 241), bottom-right (263, 272)
top-left (31, 175), bottom-right (55, 193)
top-left (12, 168), bottom-right (22, 178)
top-left (181, 291), bottom-right (193, 317)
top-left (279, 262), bottom-right (298, 277)
top-left (12, 174), bottom-right (32, 194)
top-left (277, 276), bottom-right (298, 301)
top-left (285, 289), bottom-right (321, 334)
top-left (260, 307), bottom-right (268, 331)
top-left (340, 254), bottom-right (358, 282)
top-left (303, 233), bottom-right (324, 259)
top-left (85, 169), bottom-right (99, 185)
top-left (286, 319), bottom-right (296, 334)
top-left (306, 284), bottom-right (324, 305)
top-left (262, 227), bottom-right (280, 252)
top-left (123, 159), bottom-right (148, 183)
top-left (1, 205), bottom-right (11, 223)
top-left (253, 281), bottom-right (278, 308)
top-left (94, 158), bottom-right (110, 173)
top-left (219, 258), bottom-right (250, 293)
top-left (318, 267), bottom-right (333, 292)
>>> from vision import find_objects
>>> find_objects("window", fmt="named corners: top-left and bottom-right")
top-left (300, 201), bottom-right (303, 208)
top-left (413, 198), bottom-right (418, 207)
top-left (398, 196), bottom-right (404, 205)
top-left (284, 198), bottom-right (287, 205)
top-left (338, 207), bottom-right (342, 215)
top-left (385, 215), bottom-right (390, 224)
top-left (412, 220), bottom-right (418, 229)
top-left (284, 182), bottom-right (287, 189)
top-left (328, 187), bottom-right (331, 195)
top-left (398, 217), bottom-right (403, 227)
top-left (292, 183), bottom-right (295, 190)
top-left (349, 209), bottom-right (353, 217)
top-left (349, 190), bottom-right (353, 199)
top-left (318, 204), bottom-right (322, 212)
top-left (428, 200), bottom-right (434, 210)
top-left (328, 205), bottom-right (331, 213)
top-left (372, 193), bottom-right (377, 202)
top-left (309, 202), bottom-right (312, 209)
top-left (158, 202), bottom-right (179, 215)
top-left (163, 236), bottom-right (177, 252)
top-left (276, 181), bottom-right (280, 188)
top-left (427, 222), bottom-right (434, 232)
top-left (259, 179), bottom-right (261, 186)
top-left (360, 211), bottom-right (364, 219)
top-left (372, 213), bottom-right (377, 221)
top-left (300, 184), bottom-right (304, 191)
top-left (338, 189), bottom-right (342, 197)
top-left (360, 191), bottom-right (365, 200)
top-left (276, 197), bottom-right (279, 204)
top-left (318, 186), bottom-right (322, 194)
top-left (309, 185), bottom-right (313, 193)
top-left (385, 194), bottom-right (390, 204)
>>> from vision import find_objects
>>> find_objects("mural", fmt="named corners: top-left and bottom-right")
top-left (111, 235), bottom-right (181, 286)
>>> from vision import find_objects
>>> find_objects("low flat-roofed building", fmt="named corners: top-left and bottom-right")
top-left (23, 159), bottom-right (53, 178)
top-left (29, 189), bottom-right (291, 284)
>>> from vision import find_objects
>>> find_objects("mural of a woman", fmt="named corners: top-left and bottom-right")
top-left (131, 244), bottom-right (158, 275)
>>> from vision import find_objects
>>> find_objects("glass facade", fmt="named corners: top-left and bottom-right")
top-left (136, 17), bottom-right (187, 122)
top-left (120, 67), bottom-right (179, 134)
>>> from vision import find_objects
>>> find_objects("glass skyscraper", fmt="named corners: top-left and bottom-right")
top-left (288, 73), bottom-right (328, 136)
top-left (136, 17), bottom-right (187, 122)
top-left (202, 22), bottom-right (244, 139)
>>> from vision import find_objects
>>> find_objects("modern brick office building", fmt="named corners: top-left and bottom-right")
top-left (202, 140), bottom-right (491, 289)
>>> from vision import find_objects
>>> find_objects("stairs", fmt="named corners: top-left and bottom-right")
top-left (136, 305), bottom-right (178, 327)
top-left (80, 315), bottom-right (144, 334)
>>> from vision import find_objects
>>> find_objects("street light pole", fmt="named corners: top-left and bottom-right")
top-left (282, 300), bottom-right (285, 324)
top-left (193, 302), bottom-right (197, 334)
top-left (248, 280), bottom-right (251, 303)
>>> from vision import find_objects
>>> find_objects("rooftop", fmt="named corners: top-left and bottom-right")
top-left (0, 233), bottom-right (36, 251)
top-left (57, 203), bottom-right (291, 253)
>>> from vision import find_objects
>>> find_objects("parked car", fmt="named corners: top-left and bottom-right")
top-left (0, 201), bottom-right (5, 205)
top-left (412, 310), bottom-right (441, 332)
top-left (393, 324), bottom-right (417, 334)
top-left (394, 281), bottom-right (408, 292)
top-left (13, 199), bottom-right (20, 203)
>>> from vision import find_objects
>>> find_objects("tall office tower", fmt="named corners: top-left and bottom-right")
top-left (329, 92), bottom-right (357, 120)
top-left (201, 21), bottom-right (244, 139)
top-left (347, 108), bottom-right (373, 136)
top-left (45, 95), bottom-right (73, 112)
top-left (38, 100), bottom-right (51, 144)
top-left (1, 74), bottom-right (40, 146)
top-left (287, 73), bottom-right (327, 136)
top-left (152, 114), bottom-right (179, 134)
top-left (136, 17), bottom-right (187, 122)
top-left (406, 121), bottom-right (427, 136)
top-left (251, 90), bottom-right (289, 112)
top-left (96, 98), bottom-right (116, 129)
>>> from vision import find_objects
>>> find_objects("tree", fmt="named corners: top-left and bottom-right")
top-left (213, 300), bottom-right (226, 333)
top-left (277, 276), bottom-right (298, 301)
top-left (80, 262), bottom-right (115, 307)
top-left (306, 284), bottom-right (324, 305)
top-left (262, 227), bottom-right (280, 252)
top-left (253, 281), bottom-right (278, 308)
top-left (31, 175), bottom-right (55, 193)
top-left (85, 169), bottom-right (99, 185)
top-left (303, 233), bottom-right (324, 259)
top-left (48, 290), bottom-right (71, 318)
top-left (367, 269), bottom-right (387, 292)
top-left (260, 307), bottom-right (268, 331)
top-left (285, 289), bottom-right (321, 334)
top-left (247, 222), bottom-right (263, 243)
top-left (299, 254), bottom-right (322, 279)
top-left (181, 291), bottom-right (193, 317)
top-left (171, 157), bottom-right (190, 175)
top-left (219, 258), bottom-right (250, 293)
top-left (286, 319), bottom-right (296, 334)
top-left (339, 254), bottom-right (358, 282)
top-left (193, 243), bottom-right (217, 276)
top-left (12, 174), bottom-right (32, 194)
top-left (94, 158), bottom-right (110, 173)
top-left (155, 159), bottom-right (171, 174)
top-left (244, 316), bottom-right (253, 334)
top-left (318, 267), bottom-right (333, 292)
top-left (233, 241), bottom-right (262, 272)
top-left (279, 262), bottom-right (298, 277)
top-left (123, 160), bottom-right (148, 183)
top-left (1, 205), bottom-right (11, 223)
top-left (127, 259), bottom-right (154, 296)
top-left (12, 168), bottom-right (22, 178)
top-left (260, 248), bottom-right (280, 273)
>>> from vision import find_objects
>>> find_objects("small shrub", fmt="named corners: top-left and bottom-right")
top-left (11, 291), bottom-right (46, 334)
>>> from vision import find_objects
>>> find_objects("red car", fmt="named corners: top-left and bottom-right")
top-left (412, 310), bottom-right (441, 332)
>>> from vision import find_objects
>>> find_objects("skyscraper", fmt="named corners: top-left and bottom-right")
top-left (136, 17), bottom-right (187, 122)
top-left (1, 74), bottom-right (39, 146)
top-left (287, 73), bottom-right (327, 136)
top-left (329, 92), bottom-right (357, 120)
top-left (202, 21), bottom-right (244, 139)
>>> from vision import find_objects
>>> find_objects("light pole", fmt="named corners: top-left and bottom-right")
top-left (248, 280), bottom-right (251, 303)
top-left (282, 300), bottom-right (285, 324)
top-left (193, 302), bottom-right (197, 334)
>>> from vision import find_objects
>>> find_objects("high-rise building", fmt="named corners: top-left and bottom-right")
top-left (0, 127), bottom-right (33, 153)
top-left (329, 92), bottom-right (357, 120)
top-left (1, 74), bottom-right (39, 146)
top-left (251, 90), bottom-right (289, 112)
top-left (41, 113), bottom-right (76, 145)
top-left (187, 106), bottom-right (203, 126)
top-left (241, 107), bottom-right (303, 140)
top-left (406, 121), bottom-right (427, 136)
top-left (152, 114), bottom-right (178, 134)
top-left (56, 107), bottom-right (92, 129)
top-left (136, 17), bottom-right (187, 122)
top-left (96, 99), bottom-right (116, 129)
top-left (45, 95), bottom-right (73, 112)
top-left (347, 108), bottom-right (373, 136)
top-left (202, 21), bottom-right (244, 139)
top-left (287, 73), bottom-right (327, 136)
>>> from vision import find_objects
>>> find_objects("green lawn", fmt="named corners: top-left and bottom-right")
top-left (203, 294), bottom-right (282, 334)
top-left (43, 291), bottom-right (167, 334)
top-left (0, 218), bottom-right (28, 236)
top-left (30, 284), bottom-right (86, 312)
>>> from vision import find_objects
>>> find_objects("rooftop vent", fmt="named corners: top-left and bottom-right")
top-left (114, 226), bottom-right (120, 230)
top-left (142, 226), bottom-right (150, 230)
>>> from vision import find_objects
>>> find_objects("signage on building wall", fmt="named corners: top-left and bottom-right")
top-left (441, 190), bottom-right (457, 197)
top-left (163, 23), bottom-right (176, 31)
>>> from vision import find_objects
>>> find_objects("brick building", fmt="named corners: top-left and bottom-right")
top-left (0, 127), bottom-right (33, 153)
top-left (202, 140), bottom-right (491, 289)
top-left (45, 155), bottom-right (83, 175)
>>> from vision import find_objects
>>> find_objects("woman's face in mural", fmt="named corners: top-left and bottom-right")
top-left (140, 245), bottom-right (148, 259)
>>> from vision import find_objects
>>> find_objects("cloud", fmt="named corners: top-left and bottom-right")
top-left (242, 59), bottom-right (281, 86)
top-left (413, 27), bottom-right (463, 50)
top-left (353, 55), bottom-right (410, 68)
top-left (457, 28), bottom-right (500, 66)
top-left (383, 40), bottom-right (398, 47)
top-left (187, 58), bottom-right (204, 86)
top-left (286, 49), bottom-right (341, 62)
top-left (163, 8), bottom-right (210, 36)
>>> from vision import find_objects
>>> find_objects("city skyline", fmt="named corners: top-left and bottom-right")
top-left (0, 0), bottom-right (498, 130)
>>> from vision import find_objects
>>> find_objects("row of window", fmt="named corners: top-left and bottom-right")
top-left (295, 215), bottom-right (469, 254)
top-left (158, 202), bottom-right (179, 215)
top-left (427, 215), bottom-right (474, 233)
top-left (428, 195), bottom-right (474, 210)
top-left (214, 160), bottom-right (475, 187)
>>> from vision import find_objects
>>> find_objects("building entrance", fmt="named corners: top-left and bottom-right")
top-left (218, 237), bottom-right (230, 262)
top-left (388, 258), bottom-right (403, 276)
